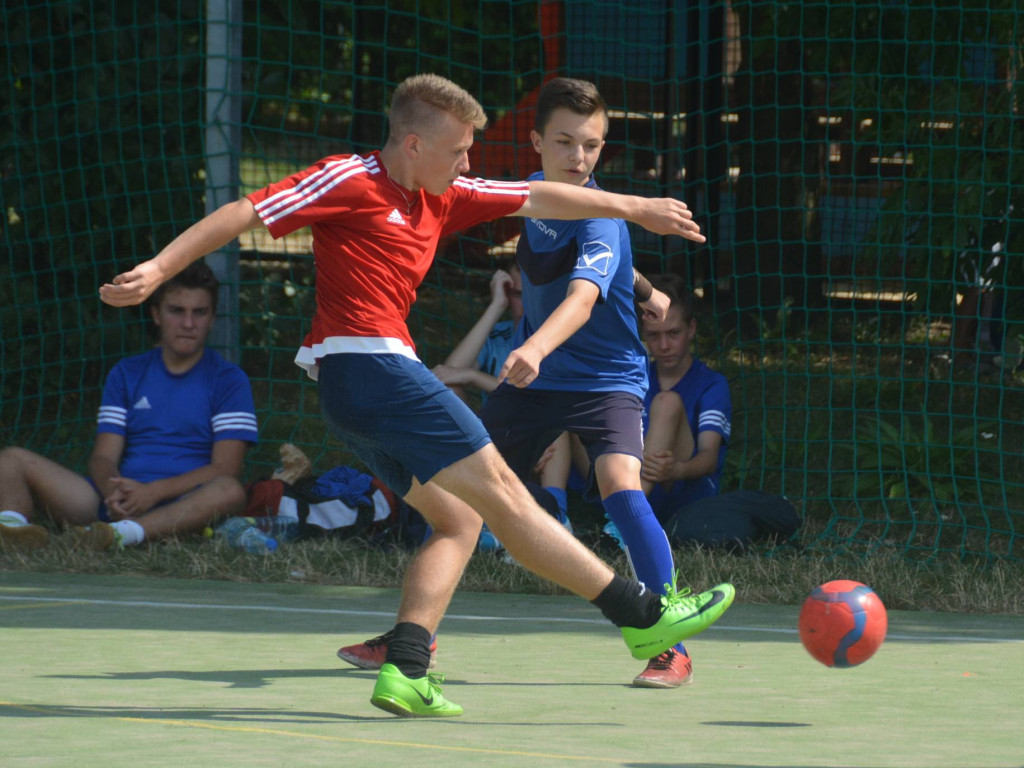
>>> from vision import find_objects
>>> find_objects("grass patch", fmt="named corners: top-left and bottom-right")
top-left (4, 522), bottom-right (1023, 617)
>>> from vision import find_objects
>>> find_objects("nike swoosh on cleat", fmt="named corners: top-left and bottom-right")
top-left (413, 689), bottom-right (434, 706)
top-left (669, 589), bottom-right (727, 626)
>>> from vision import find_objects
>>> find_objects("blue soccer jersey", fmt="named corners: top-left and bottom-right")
top-left (643, 357), bottom-right (732, 517)
top-left (513, 171), bottom-right (647, 398)
top-left (96, 348), bottom-right (259, 484)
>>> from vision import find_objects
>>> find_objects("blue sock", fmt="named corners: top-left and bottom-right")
top-left (602, 489), bottom-right (686, 655)
top-left (544, 486), bottom-right (568, 522)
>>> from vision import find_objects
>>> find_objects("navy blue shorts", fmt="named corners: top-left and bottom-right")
top-left (480, 385), bottom-right (645, 481)
top-left (317, 353), bottom-right (492, 496)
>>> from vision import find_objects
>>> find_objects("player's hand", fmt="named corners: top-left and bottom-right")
top-left (638, 198), bottom-right (705, 243)
top-left (533, 439), bottom-right (559, 475)
top-left (641, 450), bottom-right (680, 483)
top-left (99, 259), bottom-right (168, 307)
top-left (499, 345), bottom-right (544, 388)
top-left (639, 287), bottom-right (671, 323)
top-left (489, 269), bottom-right (514, 309)
top-left (107, 477), bottom-right (161, 517)
top-left (102, 484), bottom-right (130, 520)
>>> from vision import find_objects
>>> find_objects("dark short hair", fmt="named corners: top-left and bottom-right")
top-left (649, 273), bottom-right (695, 322)
top-left (150, 261), bottom-right (220, 312)
top-left (534, 77), bottom-right (608, 135)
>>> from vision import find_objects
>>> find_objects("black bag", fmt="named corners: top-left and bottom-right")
top-left (664, 490), bottom-right (801, 551)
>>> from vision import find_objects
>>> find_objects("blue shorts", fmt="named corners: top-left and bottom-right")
top-left (317, 353), bottom-right (492, 496)
top-left (480, 385), bottom-right (645, 483)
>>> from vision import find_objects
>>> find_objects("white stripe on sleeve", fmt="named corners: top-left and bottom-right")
top-left (452, 177), bottom-right (531, 196)
top-left (255, 155), bottom-right (380, 225)
top-left (97, 406), bottom-right (127, 427)
top-left (212, 412), bottom-right (259, 434)
top-left (698, 410), bottom-right (731, 437)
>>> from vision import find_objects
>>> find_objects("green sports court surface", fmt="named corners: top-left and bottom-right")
top-left (1, 571), bottom-right (1021, 768)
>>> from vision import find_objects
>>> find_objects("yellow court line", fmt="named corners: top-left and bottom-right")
top-left (0, 601), bottom-right (77, 611)
top-left (0, 701), bottom-right (625, 764)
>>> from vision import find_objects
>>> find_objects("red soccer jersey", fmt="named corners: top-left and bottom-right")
top-left (246, 151), bottom-right (530, 377)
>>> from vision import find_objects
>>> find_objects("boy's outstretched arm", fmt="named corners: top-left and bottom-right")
top-left (500, 279), bottom-right (599, 389)
top-left (99, 198), bottom-right (262, 307)
top-left (517, 181), bottom-right (705, 244)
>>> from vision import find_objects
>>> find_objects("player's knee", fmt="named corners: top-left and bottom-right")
top-left (206, 476), bottom-right (247, 513)
top-left (464, 446), bottom-right (518, 498)
top-left (489, 463), bottom-right (533, 514)
top-left (0, 445), bottom-right (25, 463)
top-left (432, 513), bottom-right (482, 544)
top-left (415, 493), bottom-right (482, 544)
top-left (650, 390), bottom-right (684, 419)
top-left (0, 446), bottom-right (31, 476)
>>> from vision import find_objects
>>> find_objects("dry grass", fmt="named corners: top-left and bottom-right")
top-left (4, 524), bottom-right (1023, 616)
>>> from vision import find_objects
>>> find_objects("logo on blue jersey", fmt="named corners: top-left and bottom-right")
top-left (576, 241), bottom-right (613, 275)
top-left (529, 218), bottom-right (559, 239)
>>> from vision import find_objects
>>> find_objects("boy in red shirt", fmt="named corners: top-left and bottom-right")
top-left (99, 74), bottom-right (733, 717)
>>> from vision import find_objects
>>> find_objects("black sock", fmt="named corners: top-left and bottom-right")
top-left (384, 622), bottom-right (433, 678)
top-left (591, 574), bottom-right (664, 628)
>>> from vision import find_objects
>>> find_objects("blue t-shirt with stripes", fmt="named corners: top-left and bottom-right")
top-left (96, 348), bottom-right (259, 484)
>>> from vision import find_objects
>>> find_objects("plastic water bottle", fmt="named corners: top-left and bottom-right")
top-left (237, 526), bottom-right (278, 553)
top-left (215, 516), bottom-right (255, 545)
top-left (250, 516), bottom-right (300, 543)
top-left (215, 516), bottom-right (278, 553)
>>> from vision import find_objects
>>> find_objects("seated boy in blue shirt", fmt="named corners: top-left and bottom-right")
top-left (639, 274), bottom-right (731, 525)
top-left (0, 262), bottom-right (259, 550)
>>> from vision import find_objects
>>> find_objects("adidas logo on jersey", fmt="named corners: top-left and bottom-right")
top-left (133, 396), bottom-right (152, 410)
top-left (386, 208), bottom-right (407, 225)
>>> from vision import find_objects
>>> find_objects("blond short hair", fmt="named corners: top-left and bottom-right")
top-left (387, 74), bottom-right (487, 143)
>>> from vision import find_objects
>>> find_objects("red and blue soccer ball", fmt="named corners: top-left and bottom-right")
top-left (798, 580), bottom-right (888, 668)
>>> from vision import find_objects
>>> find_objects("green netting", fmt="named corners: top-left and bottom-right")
top-left (2, 0), bottom-right (1022, 561)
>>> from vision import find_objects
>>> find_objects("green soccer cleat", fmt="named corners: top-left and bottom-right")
top-left (370, 663), bottom-right (463, 718)
top-left (621, 578), bottom-right (735, 660)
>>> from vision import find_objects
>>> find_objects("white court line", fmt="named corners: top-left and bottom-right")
top-left (0, 594), bottom-right (1021, 644)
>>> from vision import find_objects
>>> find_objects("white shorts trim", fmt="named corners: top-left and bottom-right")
top-left (294, 336), bottom-right (419, 380)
